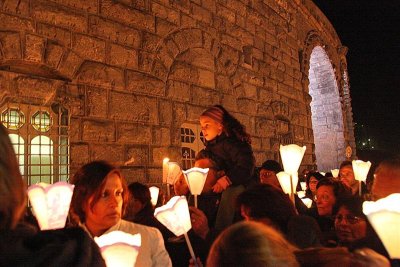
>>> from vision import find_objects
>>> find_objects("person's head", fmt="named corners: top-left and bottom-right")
top-left (237, 184), bottom-right (297, 233)
top-left (0, 124), bottom-right (26, 230)
top-left (194, 149), bottom-right (225, 193)
top-left (200, 105), bottom-right (251, 144)
top-left (206, 221), bottom-right (299, 267)
top-left (334, 196), bottom-right (368, 245)
top-left (125, 182), bottom-right (152, 218)
top-left (70, 161), bottom-right (128, 236)
top-left (315, 178), bottom-right (352, 217)
top-left (259, 160), bottom-right (283, 189)
top-left (371, 157), bottom-right (400, 200)
top-left (306, 171), bottom-right (325, 194)
top-left (339, 161), bottom-right (356, 188)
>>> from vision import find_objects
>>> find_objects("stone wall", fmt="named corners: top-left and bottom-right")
top-left (0, 0), bottom-right (355, 184)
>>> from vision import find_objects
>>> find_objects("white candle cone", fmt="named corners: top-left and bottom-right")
top-left (27, 181), bottom-right (74, 230)
top-left (162, 158), bottom-right (170, 184)
top-left (300, 182), bottom-right (307, 191)
top-left (297, 191), bottom-right (306, 199)
top-left (167, 162), bottom-right (182, 185)
top-left (363, 193), bottom-right (400, 259)
top-left (95, 231), bottom-right (141, 267)
top-left (277, 171), bottom-right (292, 195)
top-left (301, 198), bottom-right (313, 208)
top-left (280, 144), bottom-right (306, 175)
top-left (352, 160), bottom-right (372, 182)
top-left (331, 169), bottom-right (339, 178)
top-left (149, 186), bottom-right (160, 206)
top-left (182, 167), bottom-right (209, 196)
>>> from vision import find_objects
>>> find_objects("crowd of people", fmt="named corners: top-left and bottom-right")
top-left (1, 105), bottom-right (399, 267)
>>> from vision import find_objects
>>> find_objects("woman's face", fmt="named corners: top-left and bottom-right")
top-left (84, 172), bottom-right (124, 236)
top-left (335, 206), bottom-right (367, 244)
top-left (308, 177), bottom-right (319, 193)
top-left (200, 116), bottom-right (223, 141)
top-left (316, 185), bottom-right (336, 216)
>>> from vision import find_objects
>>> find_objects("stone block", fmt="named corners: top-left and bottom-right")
top-left (153, 127), bottom-right (171, 146)
top-left (72, 34), bottom-right (106, 62)
top-left (142, 32), bottom-right (161, 53)
top-left (191, 86), bottom-right (220, 106)
top-left (255, 117), bottom-right (275, 137)
top-left (151, 2), bottom-right (180, 25)
top-left (110, 92), bottom-right (158, 123)
top-left (0, 31), bottom-right (21, 60)
top-left (70, 143), bottom-right (89, 165)
top-left (117, 123), bottom-right (152, 144)
top-left (44, 42), bottom-right (65, 69)
top-left (82, 120), bottom-right (115, 142)
top-left (0, 13), bottom-right (34, 32)
top-left (24, 34), bottom-right (45, 62)
top-left (32, 1), bottom-right (87, 32)
top-left (90, 144), bottom-right (124, 163)
top-left (166, 80), bottom-right (190, 101)
top-left (155, 17), bottom-right (176, 36)
top-left (191, 3), bottom-right (212, 24)
top-left (88, 16), bottom-right (141, 48)
top-left (77, 62), bottom-right (124, 90)
top-left (109, 44), bottom-right (138, 69)
top-left (37, 23), bottom-right (71, 46)
top-left (126, 146), bottom-right (149, 166)
top-left (86, 86), bottom-right (108, 118)
top-left (101, 1), bottom-right (155, 32)
top-left (237, 98), bottom-right (257, 115)
top-left (121, 167), bottom-right (147, 184)
top-left (14, 76), bottom-right (57, 102)
top-left (126, 71), bottom-right (165, 96)
top-left (47, 0), bottom-right (98, 13)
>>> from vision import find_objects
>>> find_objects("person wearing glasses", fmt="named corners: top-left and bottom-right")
top-left (334, 196), bottom-right (390, 262)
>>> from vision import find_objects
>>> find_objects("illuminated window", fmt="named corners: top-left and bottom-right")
top-left (180, 123), bottom-right (205, 170)
top-left (1, 108), bottom-right (25, 130)
top-left (1, 104), bottom-right (69, 185)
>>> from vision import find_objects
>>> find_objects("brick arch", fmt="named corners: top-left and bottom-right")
top-left (151, 27), bottom-right (239, 87)
top-left (0, 31), bottom-right (84, 81)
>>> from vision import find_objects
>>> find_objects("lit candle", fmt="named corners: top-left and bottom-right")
top-left (149, 186), bottom-right (160, 206)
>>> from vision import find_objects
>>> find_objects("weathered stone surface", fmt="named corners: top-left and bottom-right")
top-left (24, 34), bottom-right (45, 62)
top-left (77, 62), bottom-right (124, 90)
top-left (47, 0), bottom-right (98, 13)
top-left (110, 92), bottom-right (158, 123)
top-left (158, 100), bottom-right (173, 126)
top-left (37, 23), bottom-right (71, 46)
top-left (153, 127), bottom-right (171, 146)
top-left (82, 120), bottom-right (115, 142)
top-left (0, 32), bottom-right (22, 60)
top-left (1, 0), bottom-right (30, 16)
top-left (58, 50), bottom-right (84, 79)
top-left (73, 34), bottom-right (106, 62)
top-left (70, 143), bottom-right (89, 165)
top-left (86, 86), bottom-right (108, 118)
top-left (0, 13), bottom-right (34, 31)
top-left (109, 44), bottom-right (138, 69)
top-left (255, 117), bottom-right (275, 138)
top-left (32, 1), bottom-right (87, 32)
top-left (90, 144), bottom-right (124, 163)
top-left (44, 42), bottom-right (64, 69)
top-left (191, 86), bottom-right (220, 106)
top-left (14, 76), bottom-right (57, 102)
top-left (126, 146), bottom-right (149, 166)
top-left (117, 123), bottom-right (152, 144)
top-left (166, 80), bottom-right (190, 101)
top-left (121, 168), bottom-right (147, 184)
top-left (126, 71), bottom-right (164, 96)
top-left (88, 16), bottom-right (142, 48)
top-left (151, 2), bottom-right (180, 25)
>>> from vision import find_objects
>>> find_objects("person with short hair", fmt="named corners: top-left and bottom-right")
top-left (371, 157), bottom-right (400, 200)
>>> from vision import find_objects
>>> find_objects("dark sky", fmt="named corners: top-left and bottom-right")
top-left (312, 1), bottom-right (400, 154)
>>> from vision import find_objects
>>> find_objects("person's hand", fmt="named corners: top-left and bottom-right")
top-left (189, 257), bottom-right (203, 267)
top-left (189, 206), bottom-right (209, 240)
top-left (212, 176), bottom-right (231, 193)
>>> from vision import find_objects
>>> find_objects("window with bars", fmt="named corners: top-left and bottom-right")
top-left (1, 103), bottom-right (69, 185)
top-left (180, 123), bottom-right (205, 170)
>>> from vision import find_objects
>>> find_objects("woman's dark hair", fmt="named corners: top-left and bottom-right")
top-left (339, 160), bottom-right (353, 170)
top-left (70, 161), bottom-right (128, 223)
top-left (306, 171), bottom-right (325, 188)
top-left (335, 195), bottom-right (366, 219)
top-left (212, 105), bottom-right (252, 144)
top-left (236, 184), bottom-right (297, 233)
top-left (317, 177), bottom-right (352, 214)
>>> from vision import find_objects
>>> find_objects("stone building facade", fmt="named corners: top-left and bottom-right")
top-left (0, 0), bottom-right (355, 186)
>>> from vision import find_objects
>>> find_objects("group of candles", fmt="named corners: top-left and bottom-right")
top-left (26, 144), bottom-right (399, 266)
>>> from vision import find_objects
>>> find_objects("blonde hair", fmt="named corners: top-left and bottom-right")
top-left (0, 124), bottom-right (26, 230)
top-left (207, 221), bottom-right (299, 267)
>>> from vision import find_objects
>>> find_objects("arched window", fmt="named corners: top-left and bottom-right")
top-left (1, 103), bottom-right (69, 185)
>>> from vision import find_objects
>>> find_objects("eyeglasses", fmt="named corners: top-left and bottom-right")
top-left (315, 194), bottom-right (331, 202)
top-left (334, 214), bottom-right (365, 224)
top-left (260, 171), bottom-right (275, 177)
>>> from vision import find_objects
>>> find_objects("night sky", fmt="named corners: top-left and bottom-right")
top-left (312, 1), bottom-right (400, 154)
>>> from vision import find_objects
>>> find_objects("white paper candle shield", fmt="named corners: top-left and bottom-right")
top-left (154, 196), bottom-right (192, 236)
top-left (279, 144), bottom-right (306, 175)
top-left (363, 193), bottom-right (400, 259)
top-left (182, 167), bottom-right (209, 196)
top-left (95, 231), bottom-right (141, 267)
top-left (277, 171), bottom-right (292, 195)
top-left (331, 169), bottom-right (339, 178)
top-left (352, 160), bottom-right (372, 182)
top-left (300, 182), bottom-right (307, 191)
top-left (27, 181), bottom-right (74, 230)
top-left (162, 158), bottom-right (170, 184)
top-left (149, 186), bottom-right (160, 206)
top-left (167, 162), bottom-right (182, 185)
top-left (301, 198), bottom-right (313, 208)
top-left (297, 191), bottom-right (306, 199)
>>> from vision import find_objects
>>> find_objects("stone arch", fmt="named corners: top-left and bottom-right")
top-left (308, 46), bottom-right (346, 171)
top-left (0, 31), bottom-right (84, 81)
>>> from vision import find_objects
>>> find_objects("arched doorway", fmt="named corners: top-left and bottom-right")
top-left (308, 46), bottom-right (346, 171)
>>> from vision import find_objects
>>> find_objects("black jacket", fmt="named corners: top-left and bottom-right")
top-left (205, 133), bottom-right (255, 186)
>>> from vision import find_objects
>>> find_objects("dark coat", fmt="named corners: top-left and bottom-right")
top-left (205, 133), bottom-right (255, 186)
